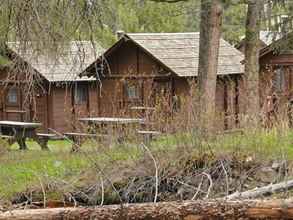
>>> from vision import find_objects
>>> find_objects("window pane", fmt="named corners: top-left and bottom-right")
top-left (7, 88), bottom-right (18, 104)
top-left (126, 85), bottom-right (139, 99)
top-left (74, 85), bottom-right (88, 104)
top-left (274, 67), bottom-right (285, 92)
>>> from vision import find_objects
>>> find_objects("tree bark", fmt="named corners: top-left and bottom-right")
top-left (2, 199), bottom-right (293, 219)
top-left (198, 0), bottom-right (223, 134)
top-left (244, 0), bottom-right (262, 127)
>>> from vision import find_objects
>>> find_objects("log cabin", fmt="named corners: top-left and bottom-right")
top-left (258, 32), bottom-right (293, 124)
top-left (81, 32), bottom-right (245, 130)
top-left (0, 41), bottom-right (103, 132)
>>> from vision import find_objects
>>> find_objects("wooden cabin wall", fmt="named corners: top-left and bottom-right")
top-left (98, 79), bottom-right (123, 117)
top-left (98, 40), bottom-right (170, 117)
top-left (172, 77), bottom-right (240, 131)
top-left (50, 86), bottom-right (73, 133)
top-left (106, 41), bottom-right (162, 76)
top-left (49, 82), bottom-right (99, 133)
top-left (88, 84), bottom-right (99, 116)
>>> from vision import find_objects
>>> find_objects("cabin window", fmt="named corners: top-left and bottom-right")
top-left (74, 84), bottom-right (88, 104)
top-left (7, 87), bottom-right (18, 104)
top-left (126, 84), bottom-right (140, 100)
top-left (273, 67), bottom-right (285, 92)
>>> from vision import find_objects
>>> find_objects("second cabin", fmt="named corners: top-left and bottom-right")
top-left (82, 32), bottom-right (245, 130)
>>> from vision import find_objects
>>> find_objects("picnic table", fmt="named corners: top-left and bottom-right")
top-left (79, 117), bottom-right (145, 144)
top-left (79, 117), bottom-right (145, 124)
top-left (0, 121), bottom-right (50, 150)
top-left (130, 106), bottom-right (156, 111)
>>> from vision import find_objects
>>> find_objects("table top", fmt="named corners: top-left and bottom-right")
top-left (0, 121), bottom-right (42, 128)
top-left (130, 106), bottom-right (156, 111)
top-left (79, 117), bottom-right (144, 124)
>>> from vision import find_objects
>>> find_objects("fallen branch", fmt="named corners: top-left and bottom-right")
top-left (1, 199), bottom-right (293, 220)
top-left (226, 179), bottom-right (293, 200)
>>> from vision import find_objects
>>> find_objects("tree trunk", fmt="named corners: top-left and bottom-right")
top-left (198, 0), bottom-right (222, 134)
top-left (244, 0), bottom-right (262, 127)
top-left (2, 199), bottom-right (293, 219)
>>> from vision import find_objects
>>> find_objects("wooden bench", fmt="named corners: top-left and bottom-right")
top-left (64, 132), bottom-right (108, 152)
top-left (137, 130), bottom-right (161, 144)
top-left (36, 133), bottom-right (57, 150)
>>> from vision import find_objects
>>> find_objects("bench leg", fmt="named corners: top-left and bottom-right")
top-left (8, 138), bottom-right (15, 146)
top-left (1, 138), bottom-right (15, 146)
top-left (37, 138), bottom-right (50, 151)
top-left (143, 134), bottom-right (151, 145)
top-left (17, 137), bottom-right (27, 150)
top-left (71, 137), bottom-right (82, 153)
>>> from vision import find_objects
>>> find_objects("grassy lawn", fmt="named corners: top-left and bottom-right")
top-left (1, 127), bottom-right (293, 201)
top-left (0, 139), bottom-right (141, 200)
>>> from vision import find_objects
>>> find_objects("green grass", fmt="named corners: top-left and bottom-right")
top-left (152, 127), bottom-right (293, 160)
top-left (1, 128), bottom-right (293, 201)
top-left (0, 139), bottom-right (142, 200)
top-left (0, 55), bottom-right (11, 67)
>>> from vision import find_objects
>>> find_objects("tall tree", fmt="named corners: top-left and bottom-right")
top-left (197, 0), bottom-right (223, 134)
top-left (244, 0), bottom-right (263, 127)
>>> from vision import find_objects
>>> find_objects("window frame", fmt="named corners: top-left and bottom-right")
top-left (124, 82), bottom-right (141, 101)
top-left (74, 84), bottom-right (88, 105)
top-left (6, 87), bottom-right (19, 105)
top-left (273, 66), bottom-right (285, 92)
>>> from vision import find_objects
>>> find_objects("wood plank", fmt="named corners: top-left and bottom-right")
top-left (79, 117), bottom-right (144, 124)
top-left (137, 130), bottom-right (161, 135)
top-left (5, 110), bottom-right (26, 114)
top-left (0, 121), bottom-right (41, 128)
top-left (36, 133), bottom-right (56, 138)
top-left (64, 133), bottom-right (108, 138)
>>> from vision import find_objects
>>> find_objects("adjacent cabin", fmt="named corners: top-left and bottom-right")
top-left (236, 31), bottom-right (282, 53)
top-left (82, 33), bottom-right (245, 130)
top-left (258, 33), bottom-right (293, 122)
top-left (0, 41), bottom-right (102, 132)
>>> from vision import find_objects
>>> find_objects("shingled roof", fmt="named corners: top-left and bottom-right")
top-left (7, 41), bottom-right (103, 82)
top-left (125, 32), bottom-right (244, 77)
